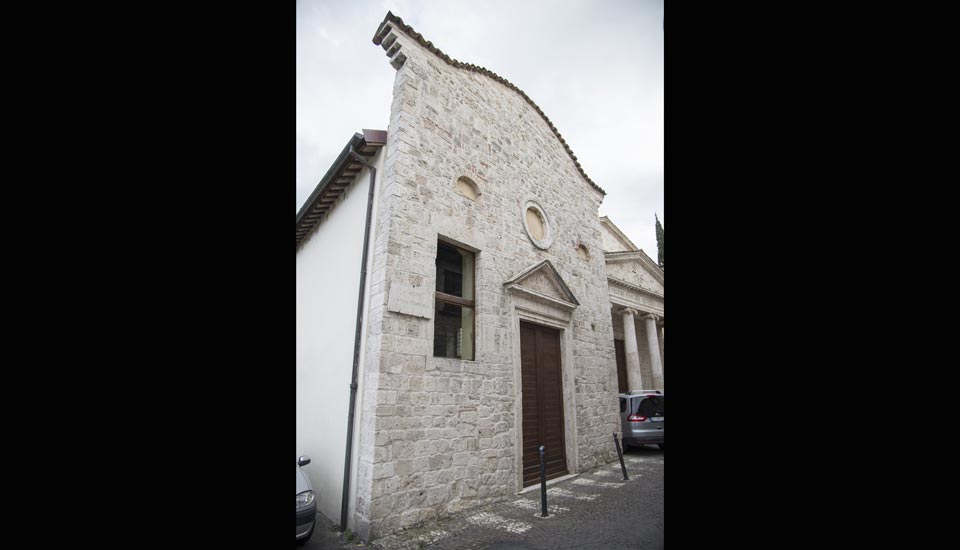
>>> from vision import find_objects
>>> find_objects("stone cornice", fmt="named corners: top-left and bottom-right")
top-left (373, 11), bottom-right (606, 197)
top-left (507, 285), bottom-right (578, 312)
top-left (608, 276), bottom-right (664, 301)
top-left (609, 295), bottom-right (663, 317)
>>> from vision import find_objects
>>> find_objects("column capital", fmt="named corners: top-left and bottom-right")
top-left (620, 307), bottom-right (639, 317)
top-left (642, 313), bottom-right (660, 322)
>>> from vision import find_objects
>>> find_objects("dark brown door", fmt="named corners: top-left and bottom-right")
top-left (520, 321), bottom-right (568, 486)
top-left (614, 339), bottom-right (628, 394)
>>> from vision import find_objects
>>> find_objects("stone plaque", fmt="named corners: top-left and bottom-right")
top-left (387, 281), bottom-right (434, 319)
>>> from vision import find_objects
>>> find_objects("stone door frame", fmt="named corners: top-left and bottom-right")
top-left (507, 293), bottom-right (579, 493)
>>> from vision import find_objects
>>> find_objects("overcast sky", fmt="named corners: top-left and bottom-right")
top-left (297, 0), bottom-right (663, 258)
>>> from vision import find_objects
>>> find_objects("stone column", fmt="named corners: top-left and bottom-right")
top-left (644, 314), bottom-right (664, 391)
top-left (620, 308), bottom-right (643, 391)
top-left (658, 321), bottom-right (664, 371)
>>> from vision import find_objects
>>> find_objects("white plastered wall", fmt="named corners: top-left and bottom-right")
top-left (296, 146), bottom-right (384, 523)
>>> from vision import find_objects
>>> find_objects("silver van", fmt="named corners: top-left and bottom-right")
top-left (618, 391), bottom-right (664, 449)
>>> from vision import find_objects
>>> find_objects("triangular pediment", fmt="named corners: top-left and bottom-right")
top-left (503, 260), bottom-right (579, 309)
top-left (605, 249), bottom-right (664, 295)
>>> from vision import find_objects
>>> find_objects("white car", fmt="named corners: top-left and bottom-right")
top-left (296, 456), bottom-right (316, 545)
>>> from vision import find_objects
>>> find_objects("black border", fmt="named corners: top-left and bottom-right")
top-left (19, 1), bottom-right (945, 546)
top-left (35, 3), bottom-right (297, 545)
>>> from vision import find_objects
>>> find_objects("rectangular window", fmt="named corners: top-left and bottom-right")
top-left (635, 396), bottom-right (665, 417)
top-left (434, 239), bottom-right (475, 360)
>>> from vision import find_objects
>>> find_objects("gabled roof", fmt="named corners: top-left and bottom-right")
top-left (372, 11), bottom-right (605, 197)
top-left (296, 129), bottom-right (387, 248)
top-left (599, 216), bottom-right (640, 252)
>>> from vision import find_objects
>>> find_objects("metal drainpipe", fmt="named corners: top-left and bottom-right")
top-left (339, 145), bottom-right (377, 532)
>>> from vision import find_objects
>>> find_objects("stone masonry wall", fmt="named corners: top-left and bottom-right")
top-left (355, 27), bottom-right (622, 539)
top-left (351, 72), bottom-right (408, 539)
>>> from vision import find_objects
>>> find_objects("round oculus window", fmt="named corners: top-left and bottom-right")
top-left (522, 201), bottom-right (553, 250)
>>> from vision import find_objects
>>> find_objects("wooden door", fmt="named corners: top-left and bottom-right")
top-left (614, 339), bottom-right (628, 394)
top-left (520, 321), bottom-right (568, 486)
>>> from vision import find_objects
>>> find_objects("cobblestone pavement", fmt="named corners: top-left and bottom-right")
top-left (304, 446), bottom-right (662, 550)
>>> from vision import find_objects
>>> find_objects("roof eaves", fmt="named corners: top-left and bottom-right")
top-left (296, 131), bottom-right (386, 248)
top-left (296, 133), bottom-right (363, 228)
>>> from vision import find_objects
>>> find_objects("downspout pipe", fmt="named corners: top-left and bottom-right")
top-left (340, 146), bottom-right (377, 532)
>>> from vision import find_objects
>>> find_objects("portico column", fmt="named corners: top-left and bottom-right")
top-left (644, 314), bottom-right (664, 391)
top-left (658, 321), bottom-right (664, 370)
top-left (620, 308), bottom-right (644, 391)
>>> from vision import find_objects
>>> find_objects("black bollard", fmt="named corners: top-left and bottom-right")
top-left (539, 445), bottom-right (548, 517)
top-left (613, 433), bottom-right (629, 480)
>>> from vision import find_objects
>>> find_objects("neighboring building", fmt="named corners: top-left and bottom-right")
top-left (296, 12), bottom-right (663, 540)
top-left (600, 217), bottom-right (665, 394)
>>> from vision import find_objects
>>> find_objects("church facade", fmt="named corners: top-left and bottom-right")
top-left (296, 12), bottom-right (663, 540)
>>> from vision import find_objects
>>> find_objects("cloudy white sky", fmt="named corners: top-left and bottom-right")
top-left (297, 0), bottom-right (663, 258)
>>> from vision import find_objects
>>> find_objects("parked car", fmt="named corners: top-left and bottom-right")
top-left (618, 391), bottom-right (664, 449)
top-left (296, 456), bottom-right (316, 545)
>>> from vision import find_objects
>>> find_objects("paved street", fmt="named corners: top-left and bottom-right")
top-left (303, 445), bottom-right (663, 550)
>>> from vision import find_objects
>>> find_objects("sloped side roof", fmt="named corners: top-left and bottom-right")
top-left (296, 129), bottom-right (387, 248)
top-left (373, 11), bottom-right (605, 196)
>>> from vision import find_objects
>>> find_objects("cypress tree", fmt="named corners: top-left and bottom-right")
top-left (655, 214), bottom-right (664, 269)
